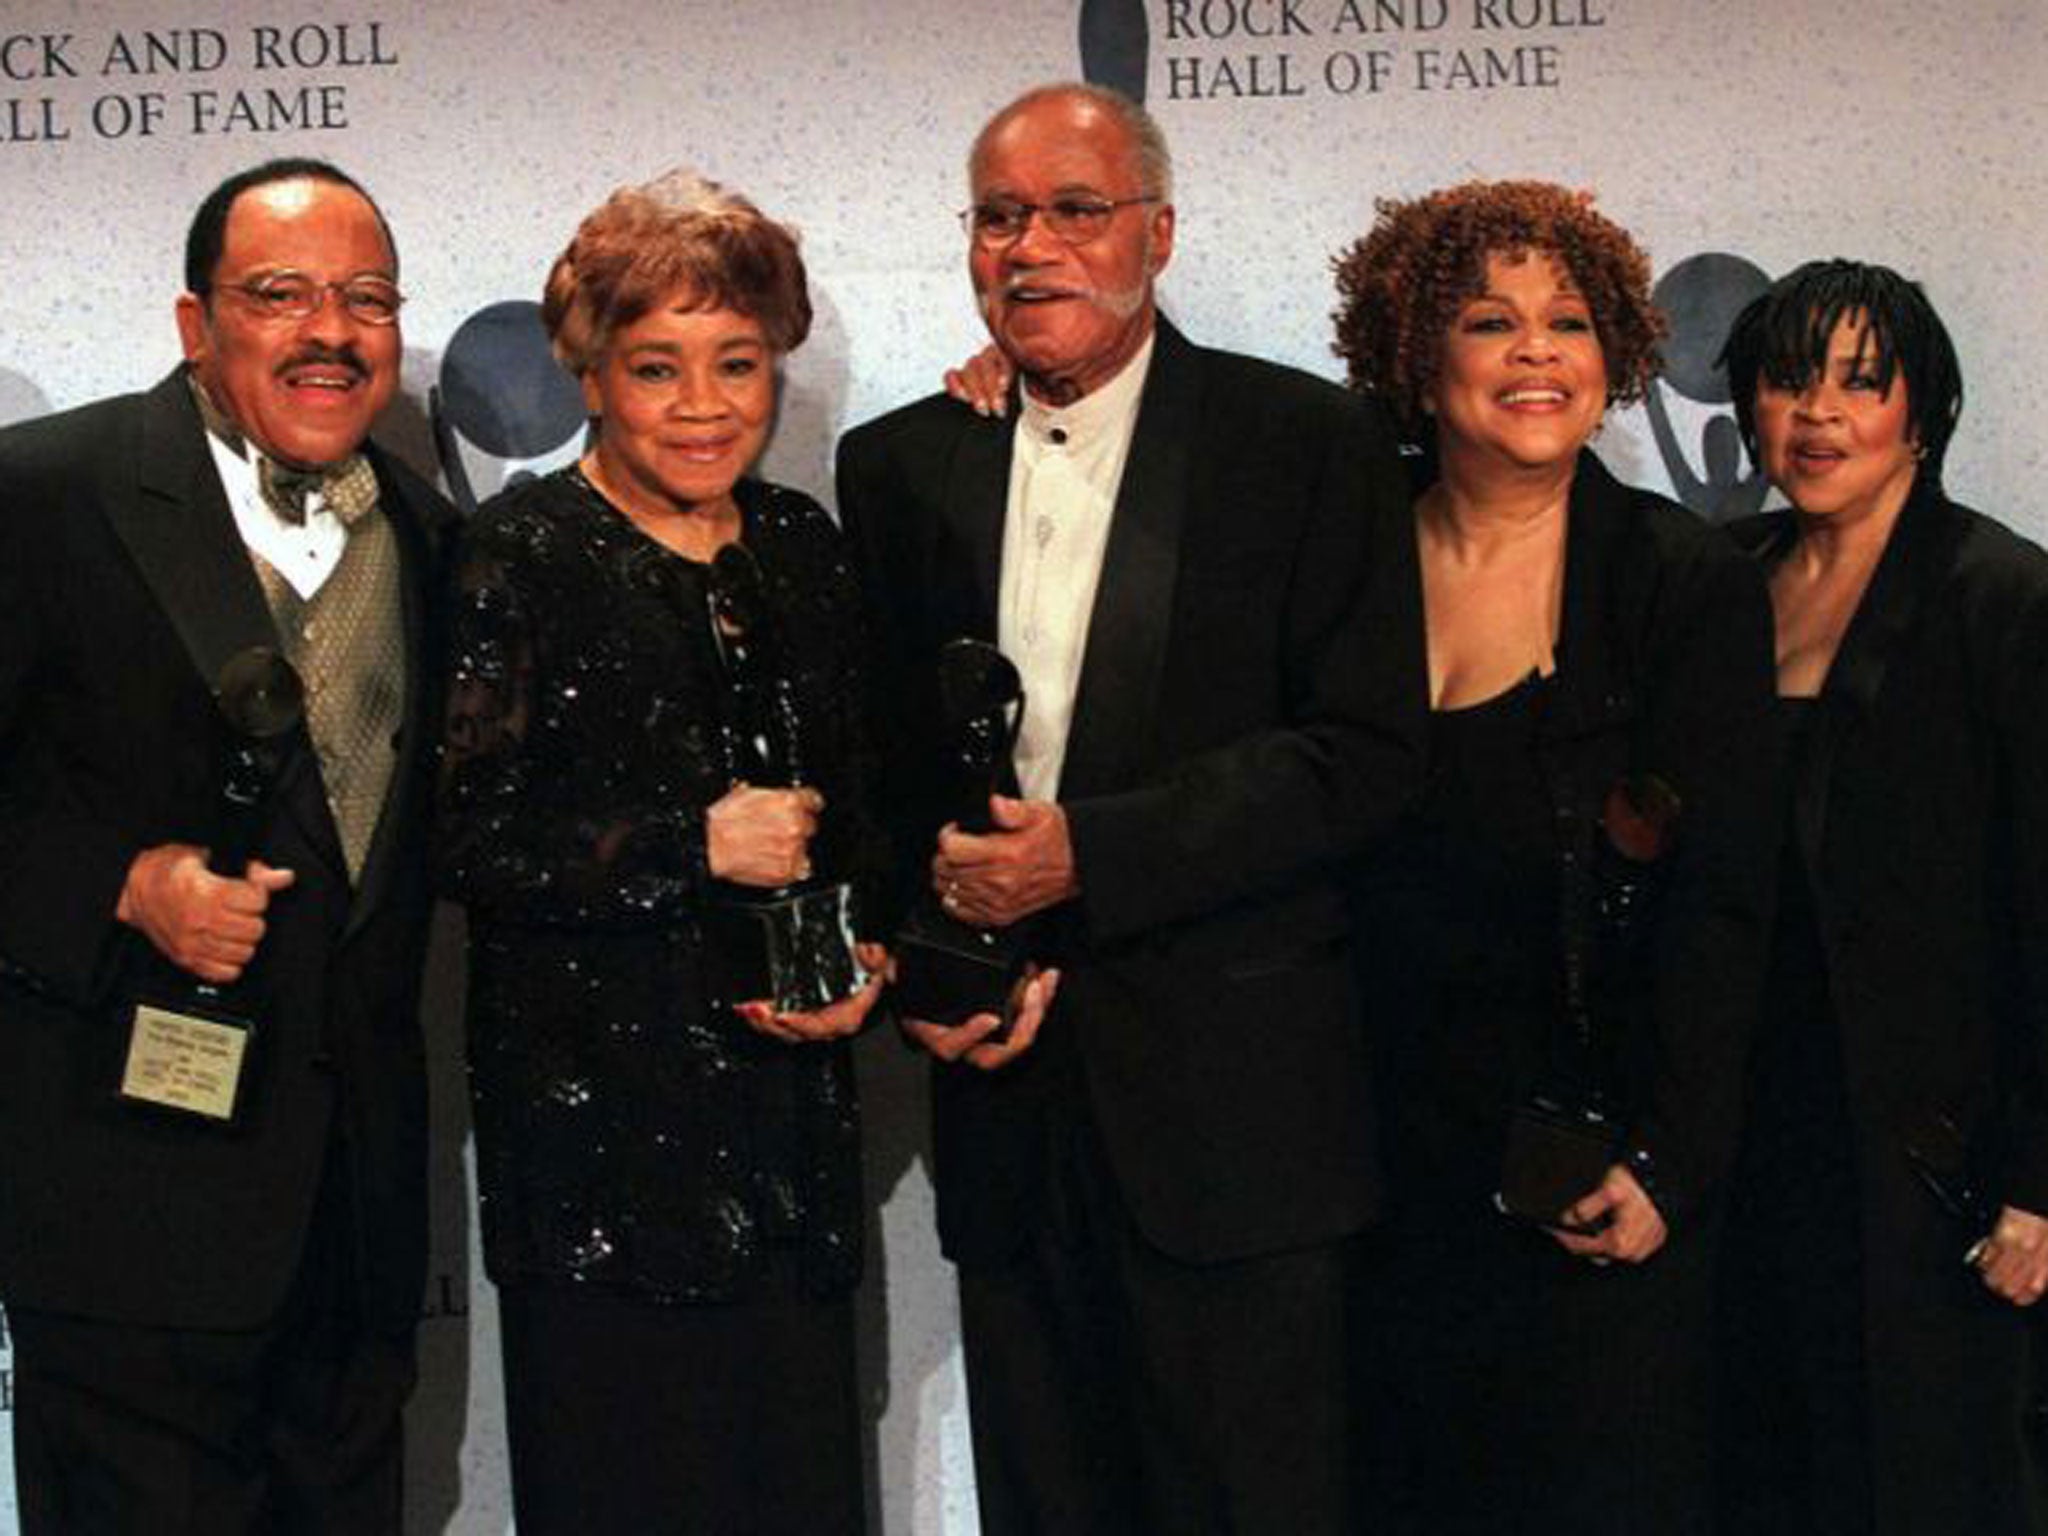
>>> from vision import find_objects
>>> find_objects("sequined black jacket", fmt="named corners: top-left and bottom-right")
top-left (436, 469), bottom-right (882, 1302)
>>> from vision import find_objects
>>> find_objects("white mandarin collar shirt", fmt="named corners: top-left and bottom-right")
top-left (999, 328), bottom-right (1156, 802)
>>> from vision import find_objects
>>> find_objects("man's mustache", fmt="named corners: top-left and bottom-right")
top-left (993, 277), bottom-right (1147, 320)
top-left (275, 343), bottom-right (370, 379)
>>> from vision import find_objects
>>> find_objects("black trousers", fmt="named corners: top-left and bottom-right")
top-left (6, 1149), bottom-right (414, 1536)
top-left (496, 1265), bottom-right (864, 1536)
top-left (1359, 1195), bottom-right (1718, 1536)
top-left (955, 1095), bottom-right (1365, 1536)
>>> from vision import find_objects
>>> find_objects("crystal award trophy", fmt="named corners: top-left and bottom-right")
top-left (701, 543), bottom-right (865, 1013)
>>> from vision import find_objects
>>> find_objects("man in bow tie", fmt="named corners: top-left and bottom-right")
top-left (0, 158), bottom-right (451, 1533)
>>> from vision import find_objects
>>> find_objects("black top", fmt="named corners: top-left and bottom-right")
top-left (1735, 697), bottom-right (1860, 1230)
top-left (1374, 673), bottom-right (1557, 1199)
top-left (436, 468), bottom-right (884, 1303)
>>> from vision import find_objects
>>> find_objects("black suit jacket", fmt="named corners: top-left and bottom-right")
top-left (837, 321), bottom-right (1425, 1266)
top-left (0, 368), bottom-right (451, 1334)
top-left (1730, 486), bottom-right (2048, 1532)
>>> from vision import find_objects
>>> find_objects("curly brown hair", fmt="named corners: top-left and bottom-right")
top-left (1331, 180), bottom-right (1663, 442)
top-left (543, 168), bottom-right (811, 375)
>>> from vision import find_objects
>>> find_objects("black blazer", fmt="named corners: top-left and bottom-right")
top-left (1528, 453), bottom-right (1780, 1221)
top-left (0, 368), bottom-right (451, 1333)
top-left (1730, 486), bottom-right (2048, 1532)
top-left (837, 320), bottom-right (1426, 1266)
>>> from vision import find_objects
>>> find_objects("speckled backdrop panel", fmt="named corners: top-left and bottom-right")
top-left (1, 2), bottom-right (2043, 1532)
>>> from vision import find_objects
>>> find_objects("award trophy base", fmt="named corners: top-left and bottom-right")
top-left (892, 902), bottom-right (1031, 1027)
top-left (117, 991), bottom-right (256, 1126)
top-left (1494, 1086), bottom-right (1617, 1233)
top-left (705, 880), bottom-right (866, 1014)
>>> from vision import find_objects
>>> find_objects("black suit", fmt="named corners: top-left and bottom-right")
top-left (1723, 487), bottom-right (2048, 1534)
top-left (838, 321), bottom-right (1423, 1532)
top-left (0, 370), bottom-right (450, 1529)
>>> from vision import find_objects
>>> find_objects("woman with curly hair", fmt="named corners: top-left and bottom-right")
top-left (1334, 181), bottom-right (1779, 1533)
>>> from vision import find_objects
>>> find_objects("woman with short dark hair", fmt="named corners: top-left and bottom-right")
top-left (435, 169), bottom-right (886, 1534)
top-left (1717, 259), bottom-right (2048, 1535)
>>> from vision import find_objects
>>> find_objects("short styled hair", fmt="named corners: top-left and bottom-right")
top-left (185, 158), bottom-right (395, 296)
top-left (1330, 180), bottom-right (1663, 441)
top-left (542, 170), bottom-right (811, 375)
top-left (969, 82), bottom-right (1173, 201)
top-left (1720, 258), bottom-right (1963, 489)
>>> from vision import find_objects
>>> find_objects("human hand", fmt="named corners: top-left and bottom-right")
top-left (1970, 1204), bottom-right (2048, 1305)
top-left (706, 783), bottom-right (822, 888)
top-left (1552, 1163), bottom-right (1669, 1266)
top-left (943, 344), bottom-right (1014, 418)
top-left (115, 844), bottom-right (297, 983)
top-left (932, 796), bottom-right (1078, 928)
top-left (901, 965), bottom-right (1060, 1071)
top-left (856, 943), bottom-right (895, 986)
top-left (735, 945), bottom-right (891, 1044)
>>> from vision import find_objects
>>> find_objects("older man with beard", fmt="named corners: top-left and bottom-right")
top-left (0, 158), bottom-right (450, 1534)
top-left (838, 83), bottom-right (1423, 1535)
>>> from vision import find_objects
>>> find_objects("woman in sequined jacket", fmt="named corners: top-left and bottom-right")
top-left (435, 170), bottom-right (888, 1535)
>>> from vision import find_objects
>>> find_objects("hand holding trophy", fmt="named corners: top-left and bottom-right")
top-left (118, 645), bottom-right (305, 1125)
top-left (891, 637), bottom-right (1036, 1027)
top-left (700, 543), bottom-right (867, 1013)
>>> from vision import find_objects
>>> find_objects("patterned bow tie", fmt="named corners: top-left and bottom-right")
top-left (188, 371), bottom-right (378, 528)
top-left (257, 452), bottom-right (378, 527)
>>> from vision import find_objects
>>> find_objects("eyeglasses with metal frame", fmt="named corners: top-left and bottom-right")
top-left (958, 196), bottom-right (1161, 248)
top-left (214, 270), bottom-right (406, 326)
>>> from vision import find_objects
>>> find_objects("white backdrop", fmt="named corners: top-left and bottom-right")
top-left (1, 2), bottom-right (2044, 1531)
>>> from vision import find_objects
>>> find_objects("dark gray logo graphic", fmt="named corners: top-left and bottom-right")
top-left (0, 369), bottom-right (52, 431)
top-left (430, 300), bottom-right (584, 512)
top-left (1645, 252), bottom-right (1771, 524)
top-left (1080, 0), bottom-right (1151, 99)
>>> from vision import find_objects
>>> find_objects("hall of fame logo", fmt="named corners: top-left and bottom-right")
top-left (1645, 252), bottom-right (1773, 523)
top-left (1078, 0), bottom-right (1612, 102)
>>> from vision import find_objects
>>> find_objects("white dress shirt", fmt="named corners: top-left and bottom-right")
top-left (203, 433), bottom-right (351, 601)
top-left (998, 330), bottom-right (1155, 801)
